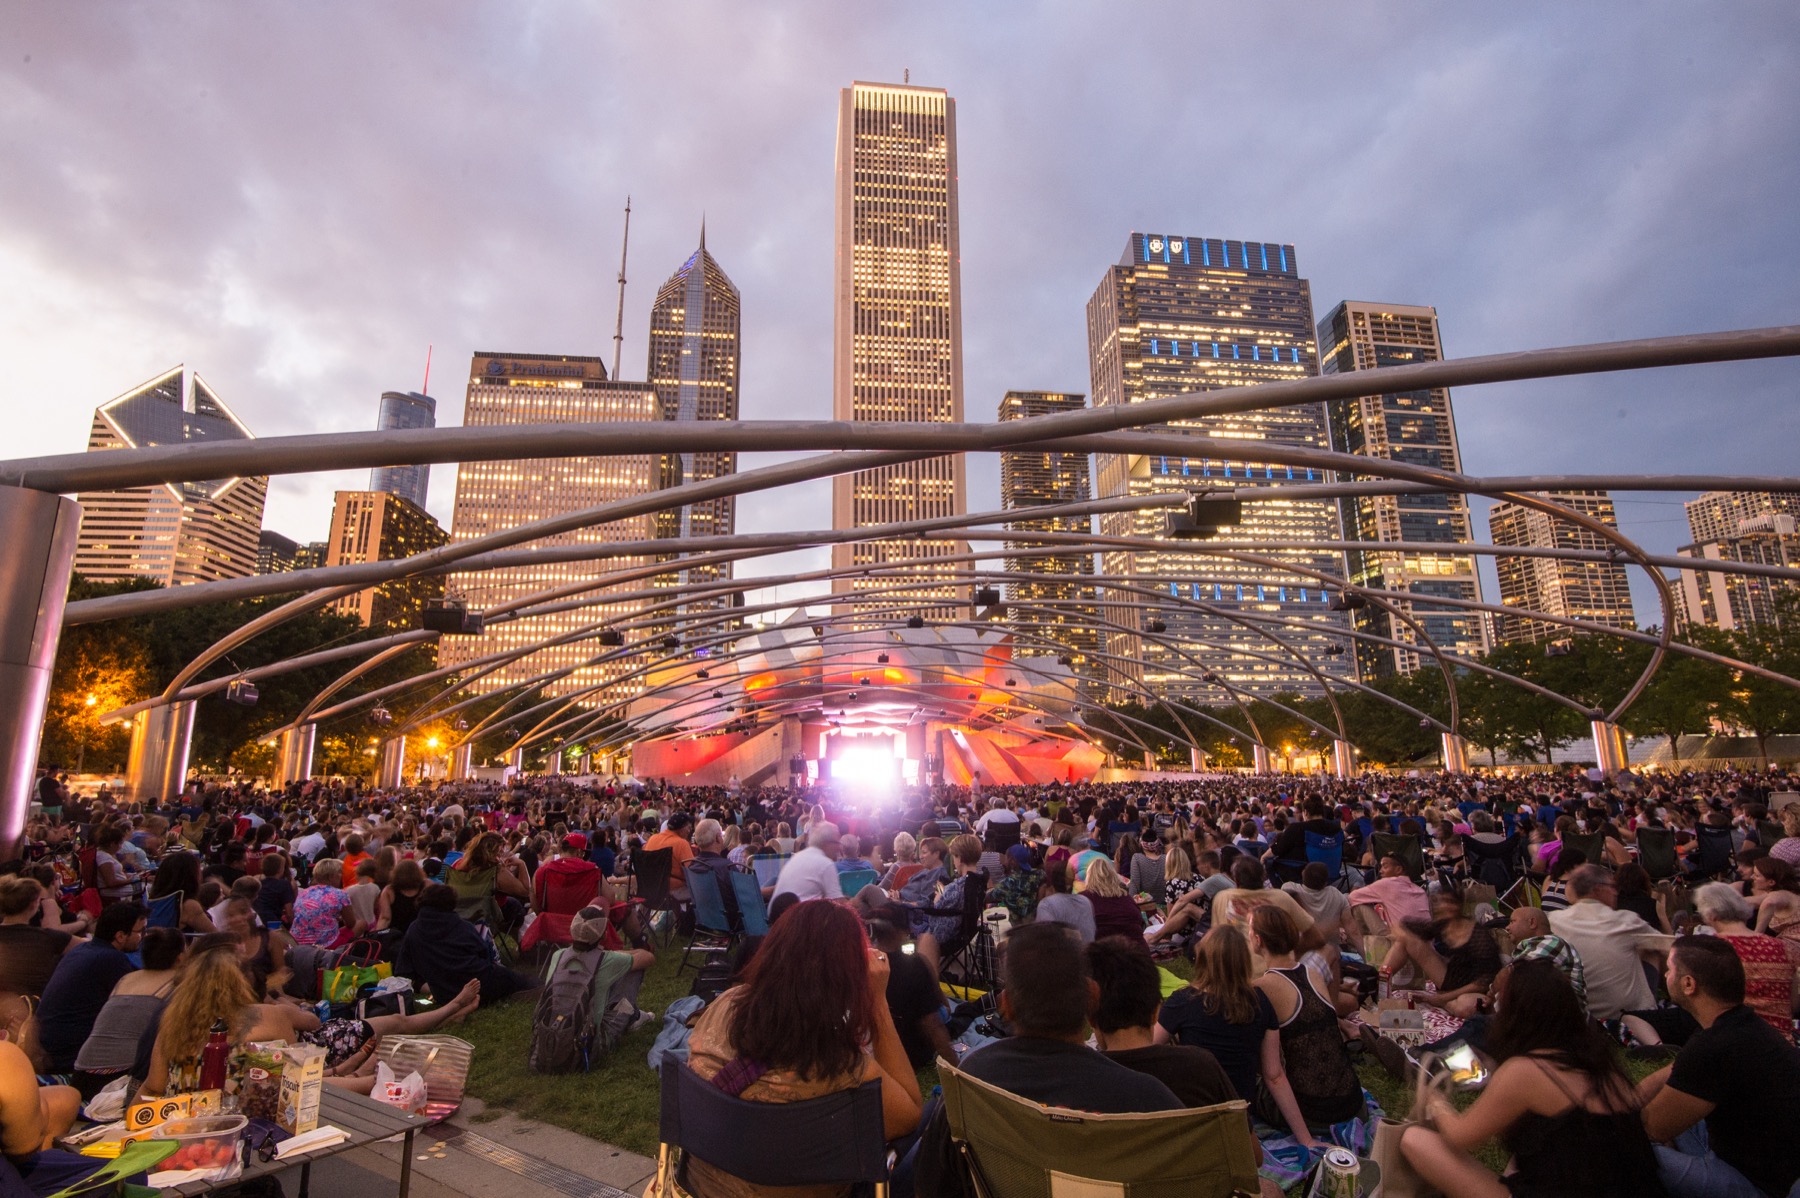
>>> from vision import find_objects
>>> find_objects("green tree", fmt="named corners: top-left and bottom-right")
top-left (1618, 628), bottom-right (1734, 763)
top-left (1722, 594), bottom-right (1800, 765)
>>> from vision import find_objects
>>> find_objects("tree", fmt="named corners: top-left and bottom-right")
top-left (1722, 594), bottom-right (1800, 765)
top-left (1464, 643), bottom-right (1587, 764)
top-left (1618, 628), bottom-right (1734, 762)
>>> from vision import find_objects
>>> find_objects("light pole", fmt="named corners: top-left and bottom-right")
top-left (77, 692), bottom-right (96, 775)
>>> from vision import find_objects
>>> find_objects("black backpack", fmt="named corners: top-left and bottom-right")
top-left (529, 947), bottom-right (603, 1073)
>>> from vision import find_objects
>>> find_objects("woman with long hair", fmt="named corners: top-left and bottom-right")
top-left (683, 900), bottom-right (920, 1197)
top-left (1399, 960), bottom-right (1663, 1197)
top-left (1247, 905), bottom-right (1363, 1140)
top-left (219, 896), bottom-right (289, 983)
top-left (144, 939), bottom-right (482, 1097)
top-left (1081, 858), bottom-right (1145, 943)
top-left (447, 830), bottom-right (530, 930)
top-left (376, 858), bottom-right (428, 937)
top-left (1154, 927), bottom-right (1283, 1114)
top-left (148, 853), bottom-right (216, 934)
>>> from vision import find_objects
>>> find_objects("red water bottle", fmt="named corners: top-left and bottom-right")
top-left (199, 1019), bottom-right (230, 1091)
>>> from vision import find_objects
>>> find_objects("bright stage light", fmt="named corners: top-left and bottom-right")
top-left (831, 742), bottom-right (896, 789)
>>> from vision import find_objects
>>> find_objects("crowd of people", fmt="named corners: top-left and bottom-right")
top-left (4, 762), bottom-right (1800, 1197)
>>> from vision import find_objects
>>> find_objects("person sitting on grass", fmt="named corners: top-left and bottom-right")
top-left (143, 938), bottom-right (482, 1097)
top-left (540, 907), bottom-right (656, 1059)
top-left (397, 883), bottom-right (538, 1005)
top-left (683, 899), bottom-right (921, 1198)
top-left (866, 906), bottom-right (954, 1069)
top-left (1637, 935), bottom-right (1800, 1198)
top-left (1377, 880), bottom-right (1502, 1009)
top-left (1398, 959), bottom-right (1663, 1198)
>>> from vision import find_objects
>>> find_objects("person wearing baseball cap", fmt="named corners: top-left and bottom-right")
top-left (555, 906), bottom-right (657, 1054)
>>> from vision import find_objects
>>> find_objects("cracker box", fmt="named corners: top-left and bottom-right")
top-left (123, 1089), bottom-right (221, 1136)
top-left (277, 1043), bottom-right (326, 1135)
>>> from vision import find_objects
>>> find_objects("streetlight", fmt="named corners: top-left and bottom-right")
top-left (78, 692), bottom-right (97, 775)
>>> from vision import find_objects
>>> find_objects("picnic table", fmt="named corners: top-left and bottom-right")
top-left (154, 1087), bottom-right (430, 1198)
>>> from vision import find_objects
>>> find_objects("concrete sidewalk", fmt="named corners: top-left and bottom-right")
top-left (296, 1098), bottom-right (656, 1198)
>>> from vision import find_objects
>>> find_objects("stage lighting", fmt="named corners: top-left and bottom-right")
top-left (877, 653), bottom-right (890, 664)
top-left (907, 616), bottom-right (925, 629)
top-left (1147, 618), bottom-right (1168, 633)
top-left (598, 629), bottom-right (624, 647)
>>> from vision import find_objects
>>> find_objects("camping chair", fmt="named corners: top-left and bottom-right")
top-left (1635, 827), bottom-right (1679, 881)
top-left (938, 872), bottom-right (995, 988)
top-left (937, 1059), bottom-right (1260, 1198)
top-left (982, 819), bottom-right (1021, 855)
top-left (1270, 831), bottom-right (1343, 887)
top-left (144, 891), bottom-right (183, 931)
top-left (749, 853), bottom-right (789, 893)
top-left (837, 868), bottom-right (881, 899)
top-left (633, 847), bottom-right (681, 946)
top-left (1687, 826), bottom-right (1735, 880)
top-left (445, 870), bottom-right (523, 963)
top-left (1464, 834), bottom-right (1522, 892)
top-left (728, 871), bottom-right (771, 937)
top-left (520, 857), bottom-right (602, 956)
top-left (32, 1137), bottom-right (178, 1198)
top-left (655, 1062), bottom-right (891, 1198)
top-left (1561, 832), bottom-right (1608, 870)
top-left (1757, 820), bottom-right (1786, 851)
top-left (680, 867), bottom-right (737, 974)
top-left (1369, 832), bottom-right (1426, 881)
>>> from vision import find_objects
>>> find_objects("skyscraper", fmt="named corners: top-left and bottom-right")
top-left (830, 81), bottom-right (967, 612)
top-left (646, 227), bottom-right (741, 618)
top-left (440, 353), bottom-right (660, 699)
top-left (1487, 491), bottom-right (1636, 644)
top-left (257, 530), bottom-right (302, 575)
top-left (369, 391), bottom-right (436, 510)
top-left (325, 490), bottom-right (449, 630)
top-left (997, 390), bottom-right (1100, 684)
top-left (1672, 491), bottom-right (1800, 631)
top-left (1317, 302), bottom-right (1488, 676)
top-left (1086, 234), bottom-right (1354, 701)
top-left (73, 365), bottom-right (267, 587)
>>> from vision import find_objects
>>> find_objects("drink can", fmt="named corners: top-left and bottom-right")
top-left (1314, 1147), bottom-right (1360, 1198)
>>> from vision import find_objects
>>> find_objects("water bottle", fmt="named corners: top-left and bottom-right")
top-left (199, 1019), bottom-right (230, 1092)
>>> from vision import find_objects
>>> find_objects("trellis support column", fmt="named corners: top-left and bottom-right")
top-left (1591, 720), bottom-right (1629, 777)
top-left (127, 701), bottom-right (195, 805)
top-left (1252, 744), bottom-right (1273, 774)
top-left (0, 487), bottom-right (80, 860)
top-left (377, 738), bottom-right (406, 789)
top-left (1441, 733), bottom-right (1470, 774)
top-left (449, 744), bottom-right (472, 781)
top-left (276, 725), bottom-right (316, 787)
top-left (1333, 740), bottom-right (1356, 780)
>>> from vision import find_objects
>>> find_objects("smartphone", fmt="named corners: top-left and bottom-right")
top-left (901, 942), bottom-right (916, 955)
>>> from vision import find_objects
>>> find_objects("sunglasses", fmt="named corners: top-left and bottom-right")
top-left (243, 1125), bottom-right (284, 1164)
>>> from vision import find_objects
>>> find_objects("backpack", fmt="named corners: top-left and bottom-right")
top-left (529, 947), bottom-right (604, 1073)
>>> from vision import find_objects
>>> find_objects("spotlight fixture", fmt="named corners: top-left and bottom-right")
top-left (847, 691), bottom-right (859, 702)
top-left (1324, 644), bottom-right (1346, 657)
top-left (1058, 654), bottom-right (1074, 666)
top-left (370, 706), bottom-right (392, 726)
top-left (907, 616), bottom-right (925, 629)
top-left (421, 598), bottom-right (486, 634)
top-left (974, 587), bottom-right (1000, 607)
top-left (876, 653), bottom-right (890, 664)
top-left (1146, 618), bottom-right (1168, 633)
top-left (1202, 673), bottom-right (1221, 684)
top-left (859, 676), bottom-right (871, 685)
top-left (1006, 678), bottom-right (1018, 686)
top-left (697, 669), bottom-right (710, 679)
top-left (1328, 591), bottom-right (1367, 612)
top-left (598, 629), bottom-right (624, 647)
top-left (662, 635), bottom-right (680, 650)
top-left (224, 678), bottom-right (259, 707)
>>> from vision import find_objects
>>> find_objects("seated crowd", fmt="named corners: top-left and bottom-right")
top-left (5, 763), bottom-right (1800, 1197)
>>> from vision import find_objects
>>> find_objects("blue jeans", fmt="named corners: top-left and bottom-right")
top-left (1655, 1122), bottom-right (1792, 1198)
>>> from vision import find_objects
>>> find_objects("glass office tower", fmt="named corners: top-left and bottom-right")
top-left (1087, 234), bottom-right (1353, 701)
top-left (369, 390), bottom-right (436, 510)
top-left (1317, 301), bottom-right (1487, 677)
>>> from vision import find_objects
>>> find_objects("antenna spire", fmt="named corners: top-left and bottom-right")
top-left (612, 196), bottom-right (632, 379)
top-left (421, 344), bottom-right (432, 395)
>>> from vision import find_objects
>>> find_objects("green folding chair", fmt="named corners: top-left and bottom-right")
top-left (47, 1139), bottom-right (178, 1198)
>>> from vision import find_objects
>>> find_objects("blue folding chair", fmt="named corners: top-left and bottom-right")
top-left (145, 890), bottom-right (183, 931)
top-left (837, 868), bottom-right (880, 899)
top-left (1303, 830), bottom-right (1344, 885)
top-left (750, 853), bottom-right (788, 892)
top-left (729, 871), bottom-right (771, 937)
top-left (680, 868), bottom-right (735, 974)
top-left (1688, 825), bottom-right (1735, 879)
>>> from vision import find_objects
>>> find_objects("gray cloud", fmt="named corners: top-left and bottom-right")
top-left (2, 2), bottom-right (1796, 623)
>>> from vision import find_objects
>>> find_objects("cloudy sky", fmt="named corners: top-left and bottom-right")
top-left (4, 2), bottom-right (1796, 621)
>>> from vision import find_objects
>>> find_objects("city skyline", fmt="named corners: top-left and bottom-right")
top-left (5, 7), bottom-right (1796, 631)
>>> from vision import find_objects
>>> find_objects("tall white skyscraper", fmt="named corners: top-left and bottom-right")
top-left (830, 81), bottom-right (967, 612)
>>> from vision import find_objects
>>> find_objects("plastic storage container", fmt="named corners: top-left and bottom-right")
top-left (154, 1114), bottom-right (246, 1180)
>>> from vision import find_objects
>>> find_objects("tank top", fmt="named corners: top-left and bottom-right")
top-left (1268, 963), bottom-right (1364, 1124)
top-left (388, 888), bottom-right (422, 934)
top-left (1501, 1059), bottom-right (1664, 1197)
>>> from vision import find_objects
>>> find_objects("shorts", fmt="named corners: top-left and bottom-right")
top-left (300, 1017), bottom-right (375, 1067)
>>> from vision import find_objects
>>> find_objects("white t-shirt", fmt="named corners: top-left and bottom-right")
top-left (771, 847), bottom-right (843, 903)
top-left (293, 833), bottom-right (327, 860)
top-left (974, 809), bottom-right (1019, 837)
